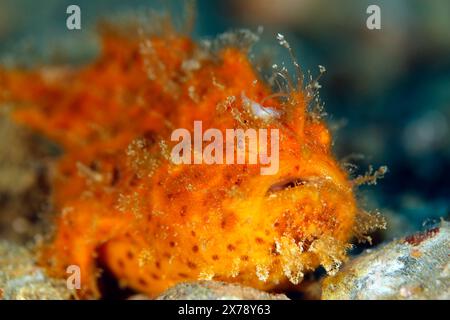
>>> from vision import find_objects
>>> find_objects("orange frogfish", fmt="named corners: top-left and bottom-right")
top-left (0, 20), bottom-right (365, 298)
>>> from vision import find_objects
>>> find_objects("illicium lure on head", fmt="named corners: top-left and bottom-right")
top-left (0, 14), bottom-right (384, 298)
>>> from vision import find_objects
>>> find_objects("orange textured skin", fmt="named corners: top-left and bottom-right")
top-left (0, 25), bottom-right (358, 298)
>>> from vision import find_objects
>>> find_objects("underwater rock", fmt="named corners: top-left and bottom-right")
top-left (0, 111), bottom-right (54, 244)
top-left (156, 281), bottom-right (289, 300)
top-left (322, 221), bottom-right (450, 300)
top-left (0, 241), bottom-right (73, 300)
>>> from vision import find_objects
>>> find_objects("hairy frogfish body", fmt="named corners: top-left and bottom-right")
top-left (0, 20), bottom-right (370, 298)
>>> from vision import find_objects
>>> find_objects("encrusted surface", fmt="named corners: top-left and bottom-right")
top-left (157, 280), bottom-right (289, 300)
top-left (322, 221), bottom-right (450, 300)
top-left (0, 241), bottom-right (72, 300)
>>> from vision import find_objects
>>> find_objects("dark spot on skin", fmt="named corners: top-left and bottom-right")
top-left (151, 273), bottom-right (160, 280)
top-left (221, 211), bottom-right (237, 230)
top-left (404, 227), bottom-right (440, 246)
top-left (227, 244), bottom-right (235, 251)
top-left (274, 222), bottom-right (280, 227)
top-left (295, 165), bottom-right (299, 171)
top-left (192, 245), bottom-right (199, 253)
top-left (255, 237), bottom-right (264, 244)
top-left (271, 242), bottom-right (279, 255)
top-left (193, 171), bottom-right (201, 179)
top-left (180, 205), bottom-right (187, 217)
top-left (117, 259), bottom-right (125, 269)
top-left (163, 252), bottom-right (171, 259)
top-left (169, 241), bottom-right (176, 247)
top-left (89, 161), bottom-right (99, 171)
top-left (143, 130), bottom-right (157, 145)
top-left (111, 166), bottom-right (120, 186)
top-left (138, 278), bottom-right (148, 286)
top-left (178, 273), bottom-right (189, 278)
top-left (155, 262), bottom-right (161, 269)
top-left (241, 255), bottom-right (249, 261)
top-left (130, 174), bottom-right (140, 187)
top-left (191, 231), bottom-right (196, 237)
top-left (187, 261), bottom-right (197, 269)
top-left (212, 255), bottom-right (219, 261)
top-left (126, 251), bottom-right (134, 260)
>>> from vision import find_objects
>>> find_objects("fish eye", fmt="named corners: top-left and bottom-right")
top-left (266, 177), bottom-right (307, 195)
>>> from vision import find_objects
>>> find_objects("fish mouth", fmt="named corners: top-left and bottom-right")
top-left (264, 174), bottom-right (356, 221)
top-left (265, 161), bottom-right (353, 198)
top-left (264, 173), bottom-right (357, 237)
top-left (265, 175), bottom-right (338, 196)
